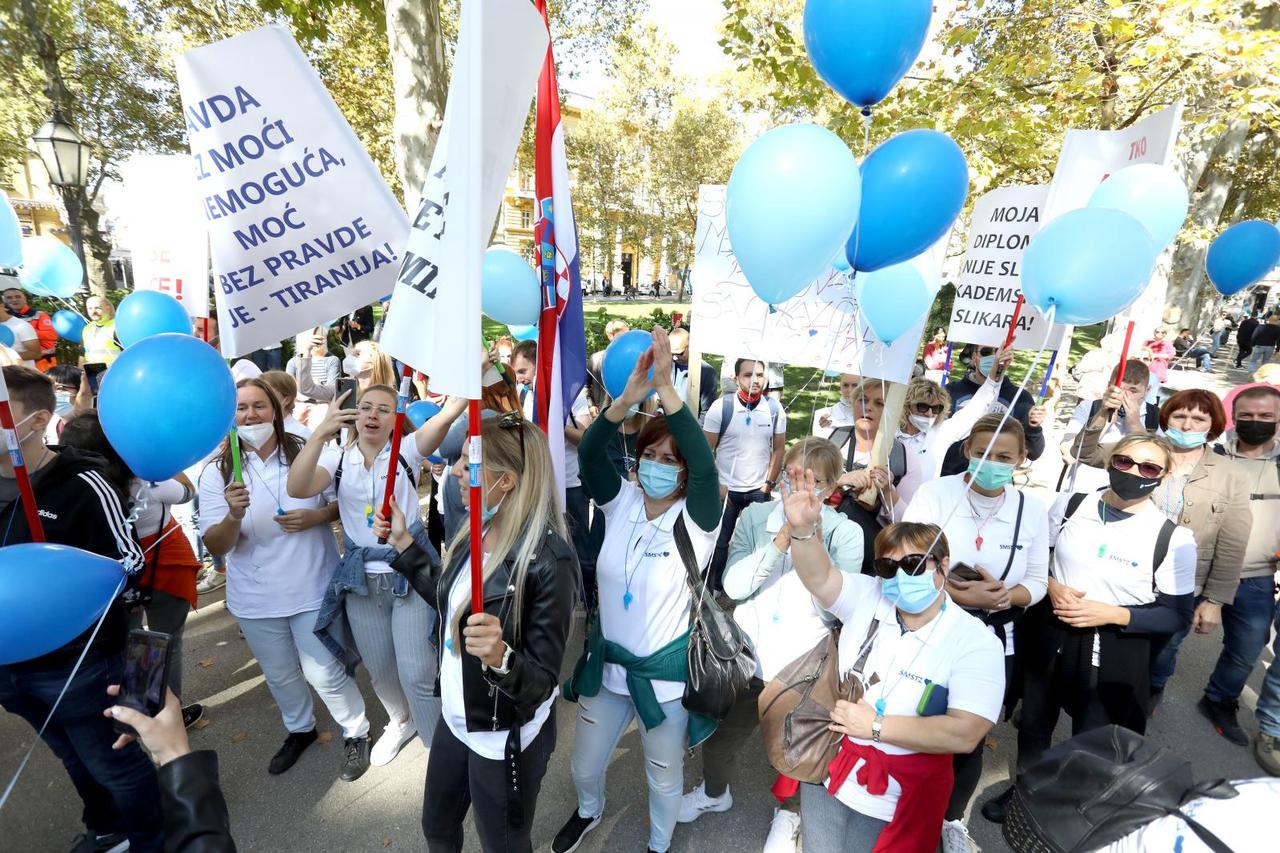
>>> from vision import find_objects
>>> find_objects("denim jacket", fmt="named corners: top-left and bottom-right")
top-left (314, 523), bottom-right (434, 674)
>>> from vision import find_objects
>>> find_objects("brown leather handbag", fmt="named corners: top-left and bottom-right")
top-left (757, 616), bottom-right (879, 784)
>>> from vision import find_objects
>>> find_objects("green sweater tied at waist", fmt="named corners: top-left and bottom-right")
top-left (563, 616), bottom-right (716, 748)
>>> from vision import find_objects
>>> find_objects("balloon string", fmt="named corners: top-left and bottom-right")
top-left (0, 575), bottom-right (127, 812)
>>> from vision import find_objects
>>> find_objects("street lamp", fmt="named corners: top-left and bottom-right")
top-left (30, 109), bottom-right (91, 287)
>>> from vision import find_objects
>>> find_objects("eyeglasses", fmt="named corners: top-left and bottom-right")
top-left (497, 411), bottom-right (526, 465)
top-left (1110, 453), bottom-right (1164, 479)
top-left (912, 402), bottom-right (945, 417)
top-left (872, 554), bottom-right (935, 579)
top-left (357, 404), bottom-right (394, 416)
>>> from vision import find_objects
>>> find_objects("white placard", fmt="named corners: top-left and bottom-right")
top-left (1042, 103), bottom-right (1183, 333)
top-left (175, 25), bottom-right (410, 358)
top-left (378, 0), bottom-right (548, 397)
top-left (949, 185), bottom-right (1069, 351)
top-left (119, 155), bottom-right (210, 318)
top-left (689, 185), bottom-right (938, 384)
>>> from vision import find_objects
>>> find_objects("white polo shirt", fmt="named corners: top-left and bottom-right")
top-left (827, 573), bottom-right (1005, 821)
top-left (564, 388), bottom-right (591, 490)
top-left (1048, 492), bottom-right (1197, 606)
top-left (903, 474), bottom-right (1050, 605)
top-left (703, 394), bottom-right (786, 492)
top-left (197, 448), bottom-right (338, 619)
top-left (596, 482), bottom-right (718, 704)
top-left (319, 436), bottom-right (425, 572)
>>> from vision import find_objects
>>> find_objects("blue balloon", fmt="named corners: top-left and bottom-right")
top-left (20, 235), bottom-right (83, 298)
top-left (482, 248), bottom-right (541, 326)
top-left (0, 192), bottom-right (21, 267)
top-left (1087, 163), bottom-right (1188, 251)
top-left (847, 130), bottom-right (968, 272)
top-left (727, 123), bottom-right (861, 305)
top-left (0, 325), bottom-right (12, 348)
top-left (53, 309), bottom-right (87, 343)
top-left (0, 544), bottom-right (125, 665)
top-left (831, 252), bottom-right (852, 273)
top-left (115, 290), bottom-right (192, 348)
top-left (507, 323), bottom-right (539, 342)
top-left (99, 333), bottom-right (236, 481)
top-left (407, 400), bottom-right (442, 429)
top-left (855, 262), bottom-right (932, 344)
top-left (1206, 220), bottom-right (1280, 297)
top-left (601, 330), bottom-right (654, 400)
top-left (803, 0), bottom-right (933, 108)
top-left (1020, 208), bottom-right (1156, 326)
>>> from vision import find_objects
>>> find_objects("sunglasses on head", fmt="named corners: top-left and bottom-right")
top-left (872, 554), bottom-right (935, 579)
top-left (497, 411), bottom-right (526, 465)
top-left (1110, 453), bottom-right (1164, 479)
top-left (912, 402), bottom-right (945, 417)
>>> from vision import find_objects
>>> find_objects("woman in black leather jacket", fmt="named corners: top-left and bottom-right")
top-left (375, 412), bottom-right (578, 853)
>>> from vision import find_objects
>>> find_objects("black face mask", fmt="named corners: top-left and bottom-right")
top-left (1235, 419), bottom-right (1277, 447)
top-left (1108, 467), bottom-right (1161, 501)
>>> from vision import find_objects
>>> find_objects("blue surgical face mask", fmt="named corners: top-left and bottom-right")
top-left (638, 459), bottom-right (682, 499)
top-left (881, 568), bottom-right (942, 614)
top-left (978, 355), bottom-right (996, 376)
top-left (966, 458), bottom-right (1015, 491)
top-left (1165, 426), bottom-right (1208, 449)
top-left (481, 482), bottom-right (504, 523)
top-left (54, 391), bottom-right (73, 418)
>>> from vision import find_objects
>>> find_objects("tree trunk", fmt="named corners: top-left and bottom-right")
top-left (384, 0), bottom-right (447, 214)
top-left (79, 199), bottom-right (114, 295)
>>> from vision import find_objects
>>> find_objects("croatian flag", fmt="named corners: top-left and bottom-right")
top-left (533, 0), bottom-right (587, 509)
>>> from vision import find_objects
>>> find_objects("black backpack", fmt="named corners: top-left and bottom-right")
top-left (1003, 725), bottom-right (1237, 853)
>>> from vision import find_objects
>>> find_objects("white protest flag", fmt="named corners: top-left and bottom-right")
top-left (949, 185), bottom-right (1070, 350)
top-left (119, 155), bottom-right (210, 319)
top-left (689, 184), bottom-right (939, 384)
top-left (175, 25), bottom-right (409, 358)
top-left (378, 0), bottom-right (548, 397)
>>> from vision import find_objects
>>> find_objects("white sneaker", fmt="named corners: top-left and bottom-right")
top-left (196, 567), bottom-right (226, 593)
top-left (369, 719), bottom-right (417, 766)
top-left (762, 807), bottom-right (801, 853)
top-left (941, 819), bottom-right (980, 853)
top-left (676, 782), bottom-right (732, 824)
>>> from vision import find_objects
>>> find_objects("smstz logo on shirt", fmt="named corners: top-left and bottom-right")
top-left (644, 550), bottom-right (671, 559)
top-left (1103, 552), bottom-right (1142, 568)
top-left (997, 543), bottom-right (1024, 551)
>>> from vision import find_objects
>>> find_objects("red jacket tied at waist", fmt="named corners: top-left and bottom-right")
top-left (826, 739), bottom-right (954, 853)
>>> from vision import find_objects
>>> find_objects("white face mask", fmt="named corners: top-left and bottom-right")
top-left (11, 410), bottom-right (41, 444)
top-left (237, 422), bottom-right (275, 449)
top-left (908, 413), bottom-right (935, 433)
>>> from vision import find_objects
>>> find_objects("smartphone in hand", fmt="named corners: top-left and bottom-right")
top-left (336, 377), bottom-right (358, 410)
top-left (113, 629), bottom-right (172, 736)
top-left (84, 362), bottom-right (108, 396)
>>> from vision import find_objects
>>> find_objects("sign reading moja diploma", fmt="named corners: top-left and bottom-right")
top-left (176, 25), bottom-right (409, 358)
top-left (949, 185), bottom-right (1069, 351)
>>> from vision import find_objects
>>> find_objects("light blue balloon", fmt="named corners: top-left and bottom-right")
top-left (803, 0), bottom-right (933, 108)
top-left (0, 325), bottom-right (12, 347)
top-left (1020, 208), bottom-right (1156, 326)
top-left (855, 262), bottom-right (932, 344)
top-left (727, 123), bottom-right (861, 305)
top-left (482, 248), bottom-right (541, 326)
top-left (0, 543), bottom-right (126, 665)
top-left (98, 333), bottom-right (236, 482)
top-left (831, 252), bottom-right (852, 273)
top-left (1206, 220), bottom-right (1280, 297)
top-left (115, 290), bottom-right (192, 348)
top-left (601, 329), bottom-right (655, 400)
top-left (0, 192), bottom-right (21, 268)
top-left (21, 235), bottom-right (83, 298)
top-left (846, 129), bottom-right (969, 272)
top-left (53, 309), bottom-right (87, 343)
top-left (1087, 163), bottom-right (1188, 251)
top-left (507, 323), bottom-right (539, 342)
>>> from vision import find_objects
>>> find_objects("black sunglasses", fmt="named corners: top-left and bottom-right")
top-left (872, 554), bottom-right (935, 579)
top-left (977, 347), bottom-right (996, 357)
top-left (912, 402), bottom-right (945, 417)
top-left (497, 411), bottom-right (526, 465)
top-left (1110, 453), bottom-right (1164, 479)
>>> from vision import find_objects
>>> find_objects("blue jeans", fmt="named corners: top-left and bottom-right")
top-left (1205, 576), bottom-right (1278, 704)
top-left (1150, 612), bottom-right (1193, 691)
top-left (1248, 345), bottom-right (1276, 372)
top-left (0, 655), bottom-right (163, 851)
top-left (1186, 346), bottom-right (1212, 370)
top-left (799, 781), bottom-right (888, 853)
top-left (1252, 594), bottom-right (1280, 737)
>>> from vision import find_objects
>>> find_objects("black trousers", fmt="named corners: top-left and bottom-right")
top-left (422, 711), bottom-right (556, 853)
top-left (709, 488), bottom-right (770, 590)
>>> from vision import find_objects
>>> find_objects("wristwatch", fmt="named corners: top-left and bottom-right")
top-left (765, 479), bottom-right (777, 490)
top-left (486, 644), bottom-right (514, 676)
top-left (871, 713), bottom-right (884, 743)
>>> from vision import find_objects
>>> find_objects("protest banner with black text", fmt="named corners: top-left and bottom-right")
top-left (175, 25), bottom-right (409, 358)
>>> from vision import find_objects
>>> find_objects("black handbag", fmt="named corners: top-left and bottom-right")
top-left (673, 515), bottom-right (756, 722)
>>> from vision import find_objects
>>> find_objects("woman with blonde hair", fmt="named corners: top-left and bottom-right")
top-left (374, 412), bottom-right (577, 852)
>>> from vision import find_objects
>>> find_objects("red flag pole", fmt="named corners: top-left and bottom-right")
top-left (467, 399), bottom-right (484, 612)
top-left (376, 365), bottom-right (414, 545)
top-left (0, 369), bottom-right (45, 542)
top-left (1113, 320), bottom-right (1136, 388)
top-left (1002, 294), bottom-right (1026, 350)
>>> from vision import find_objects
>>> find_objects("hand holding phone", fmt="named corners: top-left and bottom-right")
top-left (84, 362), bottom-right (108, 396)
top-left (111, 629), bottom-right (171, 737)
top-left (106, 686), bottom-right (190, 766)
